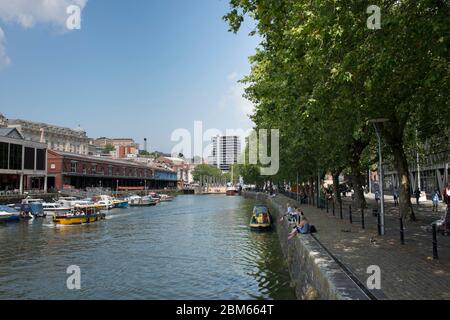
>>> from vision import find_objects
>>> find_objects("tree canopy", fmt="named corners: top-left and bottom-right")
top-left (225, 0), bottom-right (450, 220)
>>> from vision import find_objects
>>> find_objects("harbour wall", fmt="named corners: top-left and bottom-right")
top-left (243, 191), bottom-right (369, 300)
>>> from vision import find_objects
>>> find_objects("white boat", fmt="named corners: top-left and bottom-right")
top-left (226, 186), bottom-right (238, 196)
top-left (56, 197), bottom-right (94, 209)
top-left (159, 194), bottom-right (174, 202)
top-left (42, 202), bottom-right (71, 216)
top-left (128, 195), bottom-right (156, 206)
top-left (0, 205), bottom-right (20, 222)
top-left (95, 195), bottom-right (114, 210)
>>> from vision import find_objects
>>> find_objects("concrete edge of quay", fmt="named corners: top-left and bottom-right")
top-left (243, 191), bottom-right (371, 300)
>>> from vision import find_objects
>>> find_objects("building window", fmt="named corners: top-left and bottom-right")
top-left (36, 149), bottom-right (47, 170)
top-left (0, 142), bottom-right (8, 169)
top-left (92, 164), bottom-right (97, 174)
top-left (9, 144), bottom-right (22, 170)
top-left (24, 147), bottom-right (35, 170)
top-left (108, 166), bottom-right (113, 176)
top-left (71, 162), bottom-right (77, 173)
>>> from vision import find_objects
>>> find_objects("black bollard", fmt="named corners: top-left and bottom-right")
top-left (326, 199), bottom-right (329, 213)
top-left (432, 224), bottom-right (439, 260)
top-left (349, 205), bottom-right (352, 224)
top-left (361, 208), bottom-right (365, 229)
top-left (400, 217), bottom-right (405, 245)
top-left (332, 201), bottom-right (335, 216)
top-left (339, 202), bottom-right (343, 219)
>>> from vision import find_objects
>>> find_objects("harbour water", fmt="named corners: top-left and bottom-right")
top-left (0, 195), bottom-right (295, 299)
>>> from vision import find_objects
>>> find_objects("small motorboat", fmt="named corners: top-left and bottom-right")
top-left (148, 192), bottom-right (161, 204)
top-left (42, 202), bottom-right (71, 216)
top-left (94, 195), bottom-right (114, 210)
top-left (53, 206), bottom-right (106, 225)
top-left (159, 194), bottom-right (174, 202)
top-left (249, 205), bottom-right (272, 231)
top-left (128, 195), bottom-right (157, 207)
top-left (226, 186), bottom-right (238, 196)
top-left (0, 205), bottom-right (21, 222)
top-left (112, 199), bottom-right (129, 208)
top-left (21, 198), bottom-right (46, 217)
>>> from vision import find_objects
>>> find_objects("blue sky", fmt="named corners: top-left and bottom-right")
top-left (0, 0), bottom-right (259, 153)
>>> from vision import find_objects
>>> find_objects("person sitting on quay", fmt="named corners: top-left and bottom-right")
top-left (280, 203), bottom-right (295, 222)
top-left (288, 216), bottom-right (311, 240)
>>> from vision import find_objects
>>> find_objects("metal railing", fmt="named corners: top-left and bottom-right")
top-left (282, 191), bottom-right (447, 260)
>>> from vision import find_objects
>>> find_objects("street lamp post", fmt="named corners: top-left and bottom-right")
top-left (370, 118), bottom-right (389, 236)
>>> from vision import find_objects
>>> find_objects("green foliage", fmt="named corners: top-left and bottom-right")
top-left (225, 0), bottom-right (449, 219)
top-left (192, 164), bottom-right (224, 182)
top-left (102, 144), bottom-right (115, 153)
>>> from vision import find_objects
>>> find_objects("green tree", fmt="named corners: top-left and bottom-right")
top-left (103, 144), bottom-right (115, 153)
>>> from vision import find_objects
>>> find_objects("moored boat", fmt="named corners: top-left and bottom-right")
top-left (226, 186), bottom-right (238, 196)
top-left (94, 195), bottom-right (114, 210)
top-left (159, 194), bottom-right (174, 202)
top-left (0, 205), bottom-right (21, 222)
top-left (249, 205), bottom-right (272, 231)
top-left (112, 199), bottom-right (129, 208)
top-left (128, 195), bottom-right (157, 206)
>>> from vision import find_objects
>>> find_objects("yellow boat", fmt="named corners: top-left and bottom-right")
top-left (249, 205), bottom-right (272, 231)
top-left (53, 205), bottom-right (106, 225)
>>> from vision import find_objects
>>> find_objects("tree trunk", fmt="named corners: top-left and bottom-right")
top-left (391, 142), bottom-right (416, 221)
top-left (348, 139), bottom-right (368, 210)
top-left (308, 177), bottom-right (315, 205)
top-left (332, 170), bottom-right (342, 205)
top-left (350, 163), bottom-right (367, 210)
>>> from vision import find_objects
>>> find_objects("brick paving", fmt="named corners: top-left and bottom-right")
top-left (277, 193), bottom-right (450, 300)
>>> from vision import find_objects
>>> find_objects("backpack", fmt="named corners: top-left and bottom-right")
top-left (310, 225), bottom-right (317, 233)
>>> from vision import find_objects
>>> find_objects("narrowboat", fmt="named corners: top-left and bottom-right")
top-left (249, 205), bottom-right (272, 231)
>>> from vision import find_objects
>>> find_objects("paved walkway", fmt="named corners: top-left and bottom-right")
top-left (279, 193), bottom-right (450, 300)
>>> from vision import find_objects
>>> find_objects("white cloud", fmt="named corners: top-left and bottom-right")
top-left (0, 0), bottom-right (88, 68)
top-left (0, 27), bottom-right (10, 68)
top-left (0, 0), bottom-right (88, 29)
top-left (219, 72), bottom-right (255, 125)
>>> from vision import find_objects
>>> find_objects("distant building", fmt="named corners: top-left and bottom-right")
top-left (155, 156), bottom-right (195, 188)
top-left (209, 135), bottom-right (241, 172)
top-left (3, 115), bottom-right (90, 155)
top-left (91, 137), bottom-right (139, 158)
top-left (0, 127), bottom-right (48, 194)
top-left (47, 150), bottom-right (177, 191)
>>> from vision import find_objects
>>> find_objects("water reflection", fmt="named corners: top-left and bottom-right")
top-left (0, 195), bottom-right (295, 300)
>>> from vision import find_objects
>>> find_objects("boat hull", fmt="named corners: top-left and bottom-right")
top-left (113, 201), bottom-right (129, 208)
top-left (53, 213), bottom-right (106, 225)
top-left (249, 224), bottom-right (272, 231)
top-left (226, 190), bottom-right (238, 196)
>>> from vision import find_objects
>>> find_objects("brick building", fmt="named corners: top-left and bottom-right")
top-left (47, 150), bottom-right (177, 191)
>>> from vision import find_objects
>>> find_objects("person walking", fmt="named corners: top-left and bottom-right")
top-left (432, 190), bottom-right (440, 212)
top-left (375, 190), bottom-right (380, 205)
top-left (415, 188), bottom-right (421, 205)
top-left (393, 188), bottom-right (399, 207)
